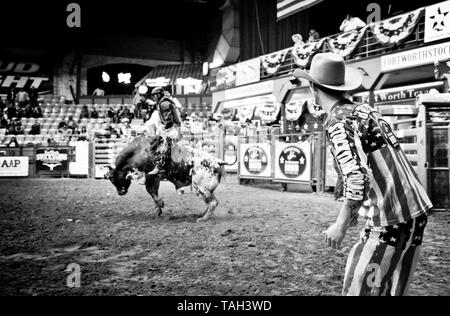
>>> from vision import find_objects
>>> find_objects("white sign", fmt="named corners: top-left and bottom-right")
top-left (224, 80), bottom-right (274, 101)
top-left (381, 41), bottom-right (450, 72)
top-left (425, 1), bottom-right (450, 43)
top-left (235, 58), bottom-right (261, 86)
top-left (69, 141), bottom-right (90, 176)
top-left (353, 82), bottom-right (444, 103)
top-left (224, 135), bottom-right (238, 172)
top-left (239, 143), bottom-right (272, 178)
top-left (274, 140), bottom-right (311, 183)
top-left (0, 157), bottom-right (29, 177)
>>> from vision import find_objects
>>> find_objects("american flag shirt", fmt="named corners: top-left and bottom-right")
top-left (324, 100), bottom-right (432, 227)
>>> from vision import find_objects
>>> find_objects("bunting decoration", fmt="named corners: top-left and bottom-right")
top-left (291, 38), bottom-right (326, 68)
top-left (328, 26), bottom-right (368, 57)
top-left (285, 100), bottom-right (306, 121)
top-left (221, 108), bottom-right (237, 121)
top-left (371, 8), bottom-right (424, 45)
top-left (237, 105), bottom-right (256, 123)
top-left (255, 102), bottom-right (281, 124)
top-left (306, 100), bottom-right (326, 118)
top-left (261, 49), bottom-right (289, 75)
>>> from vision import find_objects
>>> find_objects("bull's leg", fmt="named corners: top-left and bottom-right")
top-left (145, 175), bottom-right (164, 216)
top-left (196, 191), bottom-right (219, 222)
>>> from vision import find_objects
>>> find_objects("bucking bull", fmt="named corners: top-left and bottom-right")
top-left (104, 136), bottom-right (235, 222)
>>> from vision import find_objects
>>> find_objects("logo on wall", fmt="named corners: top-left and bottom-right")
top-left (36, 150), bottom-right (68, 171)
top-left (425, 1), bottom-right (450, 43)
top-left (278, 146), bottom-right (307, 178)
top-left (243, 146), bottom-right (268, 174)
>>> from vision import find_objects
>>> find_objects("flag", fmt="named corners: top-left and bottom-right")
top-left (276, 0), bottom-right (325, 21)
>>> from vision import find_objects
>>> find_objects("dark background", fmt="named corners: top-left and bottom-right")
top-left (0, 0), bottom-right (437, 61)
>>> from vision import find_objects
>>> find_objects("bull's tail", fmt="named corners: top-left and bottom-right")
top-left (216, 155), bottom-right (237, 167)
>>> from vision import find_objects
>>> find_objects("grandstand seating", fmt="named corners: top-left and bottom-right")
top-left (0, 94), bottom-right (213, 146)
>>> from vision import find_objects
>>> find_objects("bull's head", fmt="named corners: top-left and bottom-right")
top-left (104, 165), bottom-right (132, 196)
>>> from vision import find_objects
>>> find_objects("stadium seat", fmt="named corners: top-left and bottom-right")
top-left (16, 135), bottom-right (25, 144)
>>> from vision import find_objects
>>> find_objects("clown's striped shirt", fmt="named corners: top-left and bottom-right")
top-left (324, 100), bottom-right (432, 227)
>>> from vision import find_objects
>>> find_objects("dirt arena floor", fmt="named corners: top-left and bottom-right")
top-left (0, 178), bottom-right (448, 296)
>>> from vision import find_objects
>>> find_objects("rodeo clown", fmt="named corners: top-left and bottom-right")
top-left (292, 53), bottom-right (432, 296)
top-left (145, 87), bottom-right (183, 176)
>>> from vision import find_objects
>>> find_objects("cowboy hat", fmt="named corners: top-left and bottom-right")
top-left (292, 53), bottom-right (362, 91)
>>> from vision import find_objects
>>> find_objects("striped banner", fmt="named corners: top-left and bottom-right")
top-left (277, 0), bottom-right (325, 20)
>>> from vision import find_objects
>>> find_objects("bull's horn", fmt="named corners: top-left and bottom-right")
top-left (103, 165), bottom-right (113, 179)
top-left (125, 173), bottom-right (134, 180)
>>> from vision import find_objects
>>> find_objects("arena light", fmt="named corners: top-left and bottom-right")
top-left (176, 77), bottom-right (203, 94)
top-left (146, 77), bottom-right (171, 87)
top-left (102, 71), bottom-right (110, 83)
top-left (118, 73), bottom-right (131, 84)
top-left (202, 62), bottom-right (209, 76)
top-left (138, 85), bottom-right (148, 95)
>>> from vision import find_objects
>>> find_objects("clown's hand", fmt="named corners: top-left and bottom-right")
top-left (323, 223), bottom-right (347, 250)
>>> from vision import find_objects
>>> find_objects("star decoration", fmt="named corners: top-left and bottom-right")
top-left (390, 237), bottom-right (396, 242)
top-left (304, 124), bottom-right (308, 129)
top-left (371, 142), bottom-right (377, 147)
top-left (299, 157), bottom-right (305, 165)
top-left (313, 122), bottom-right (318, 129)
top-left (393, 225), bottom-right (399, 229)
top-left (430, 6), bottom-right (449, 32)
top-left (376, 133), bottom-right (382, 138)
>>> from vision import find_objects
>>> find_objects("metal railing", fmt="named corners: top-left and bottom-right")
top-left (259, 20), bottom-right (426, 80)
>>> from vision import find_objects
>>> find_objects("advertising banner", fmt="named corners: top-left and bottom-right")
top-left (235, 58), bottom-right (260, 86)
top-left (36, 147), bottom-right (71, 173)
top-left (224, 135), bottom-right (238, 172)
top-left (69, 141), bottom-right (90, 176)
top-left (425, 1), bottom-right (450, 43)
top-left (0, 58), bottom-right (53, 96)
top-left (352, 82), bottom-right (444, 103)
top-left (239, 142), bottom-right (272, 178)
top-left (0, 156), bottom-right (29, 177)
top-left (209, 65), bottom-right (236, 92)
top-left (273, 140), bottom-right (311, 183)
top-left (380, 42), bottom-right (450, 72)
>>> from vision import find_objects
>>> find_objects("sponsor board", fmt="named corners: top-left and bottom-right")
top-left (36, 148), bottom-right (71, 172)
top-left (381, 42), bottom-right (450, 72)
top-left (239, 143), bottom-right (272, 178)
top-left (274, 140), bottom-right (311, 182)
top-left (0, 156), bottom-right (29, 177)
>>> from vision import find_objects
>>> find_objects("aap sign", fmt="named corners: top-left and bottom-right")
top-left (0, 157), bottom-right (29, 177)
